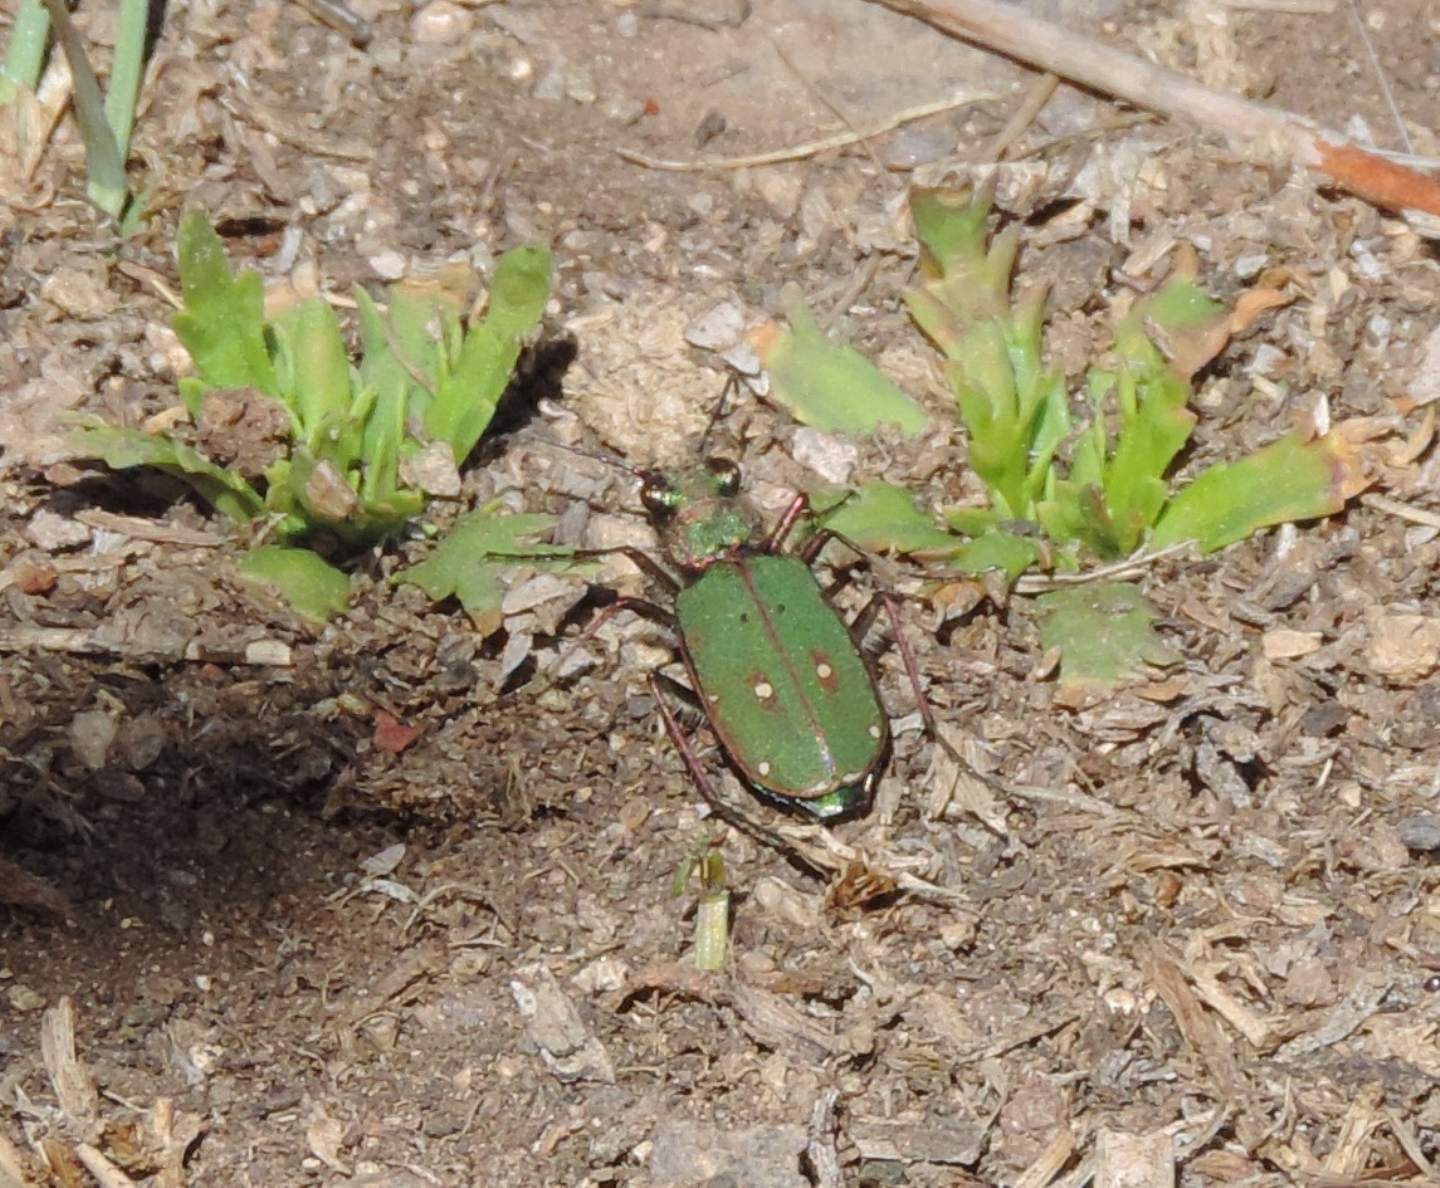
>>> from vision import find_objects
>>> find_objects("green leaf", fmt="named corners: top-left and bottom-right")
top-left (425, 245), bottom-right (552, 462)
top-left (944, 505), bottom-right (1001, 537)
top-left (69, 424), bottom-right (263, 523)
top-left (172, 211), bottom-right (279, 396)
top-left (271, 297), bottom-right (354, 441)
top-left (1037, 581), bottom-right (1178, 690)
top-left (948, 530), bottom-right (1042, 582)
top-left (396, 507), bottom-right (583, 634)
top-left (353, 286), bottom-right (417, 505)
top-left (236, 546), bottom-right (351, 622)
top-left (1151, 432), bottom-right (1354, 553)
top-left (269, 447), bottom-right (424, 548)
top-left (756, 303), bottom-right (929, 438)
top-left (818, 482), bottom-right (957, 556)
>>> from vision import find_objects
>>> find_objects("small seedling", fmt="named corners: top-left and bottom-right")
top-left (672, 833), bottom-right (729, 971)
top-left (71, 211), bottom-right (562, 620)
top-left (761, 185), bottom-right (1369, 688)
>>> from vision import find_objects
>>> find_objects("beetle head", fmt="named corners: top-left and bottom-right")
top-left (640, 457), bottom-right (761, 570)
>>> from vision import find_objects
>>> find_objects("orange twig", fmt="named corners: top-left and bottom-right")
top-left (868, 0), bottom-right (1440, 218)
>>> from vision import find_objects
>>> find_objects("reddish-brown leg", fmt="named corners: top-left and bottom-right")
top-left (761, 492), bottom-right (812, 554)
top-left (648, 674), bottom-right (795, 854)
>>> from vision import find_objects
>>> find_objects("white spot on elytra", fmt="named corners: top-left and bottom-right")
top-left (754, 681), bottom-right (774, 700)
top-left (758, 761), bottom-right (772, 776)
top-left (868, 724), bottom-right (882, 739)
top-left (816, 662), bottom-right (833, 680)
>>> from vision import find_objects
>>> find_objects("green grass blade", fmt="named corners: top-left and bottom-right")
top-left (694, 890), bottom-right (730, 971)
top-left (426, 245), bottom-right (551, 462)
top-left (353, 287), bottom-right (409, 504)
top-left (1, 0), bottom-right (50, 101)
top-left (39, 0), bottom-right (126, 216)
top-left (105, 0), bottom-right (149, 159)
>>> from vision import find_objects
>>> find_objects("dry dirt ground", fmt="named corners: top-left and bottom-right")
top-left (3, 0), bottom-right (1440, 1185)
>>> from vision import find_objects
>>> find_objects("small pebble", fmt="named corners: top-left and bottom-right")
top-left (602, 95), bottom-right (646, 125)
top-left (26, 508), bottom-right (90, 551)
top-left (41, 267), bottom-right (114, 319)
top-left (1250, 343), bottom-right (1287, 378)
top-left (1399, 815), bottom-right (1440, 851)
top-left (69, 711), bottom-right (117, 771)
top-left (752, 167), bottom-right (804, 220)
top-left (722, 341), bottom-right (761, 377)
top-left (1234, 253), bottom-right (1268, 280)
top-left (791, 427), bottom-right (858, 486)
top-left (409, 0), bottom-right (472, 45)
top-left (616, 10), bottom-right (638, 36)
top-left (533, 64), bottom-right (565, 101)
top-left (399, 441), bottom-right (461, 497)
top-left (684, 301), bottom-right (744, 351)
top-left (565, 67), bottom-right (597, 105)
top-left (369, 250), bottom-right (407, 280)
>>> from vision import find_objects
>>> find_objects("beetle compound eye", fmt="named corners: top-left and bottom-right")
top-left (640, 474), bottom-right (678, 517)
top-left (707, 457), bottom-right (741, 496)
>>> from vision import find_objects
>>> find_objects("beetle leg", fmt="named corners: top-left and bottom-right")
top-left (846, 592), bottom-right (940, 736)
top-left (648, 674), bottom-right (797, 854)
top-left (761, 491), bottom-right (812, 554)
top-left (850, 594), bottom-right (1003, 809)
top-left (549, 596), bottom-right (678, 680)
top-left (653, 671), bottom-right (707, 728)
top-left (799, 526), bottom-right (864, 567)
top-left (566, 546), bottom-right (682, 595)
top-left (801, 527), bottom-right (965, 587)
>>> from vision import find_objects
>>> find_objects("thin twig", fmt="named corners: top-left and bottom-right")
top-left (1345, 0), bottom-right (1410, 154)
top-left (617, 89), bottom-right (997, 172)
top-left (1013, 541), bottom-right (1195, 594)
top-left (865, 0), bottom-right (1440, 218)
top-left (768, 35), bottom-right (886, 174)
top-left (1360, 491), bottom-right (1440, 530)
top-left (979, 70), bottom-right (1058, 162)
top-left (1217, 0), bottom-right (1334, 9)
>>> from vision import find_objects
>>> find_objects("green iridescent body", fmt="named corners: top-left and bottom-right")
top-left (642, 460), bottom-right (888, 820)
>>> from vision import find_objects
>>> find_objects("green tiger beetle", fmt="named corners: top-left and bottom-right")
top-left (559, 448), bottom-right (947, 825)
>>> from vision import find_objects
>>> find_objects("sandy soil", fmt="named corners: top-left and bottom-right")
top-left (3, 0), bottom-right (1440, 1185)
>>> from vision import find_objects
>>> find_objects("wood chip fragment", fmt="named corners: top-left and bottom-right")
top-left (1146, 948), bottom-right (1240, 1103)
top-left (76, 1144), bottom-right (138, 1188)
top-left (1095, 1128), bottom-right (1174, 1188)
top-left (1275, 975), bottom-right (1392, 1061)
top-left (40, 996), bottom-right (99, 1121)
top-left (1016, 1124), bottom-right (1075, 1188)
top-left (1262, 628), bottom-right (1323, 660)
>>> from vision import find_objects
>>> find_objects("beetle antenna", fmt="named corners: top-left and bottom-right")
top-left (518, 434), bottom-right (642, 476)
top-left (697, 371), bottom-right (741, 457)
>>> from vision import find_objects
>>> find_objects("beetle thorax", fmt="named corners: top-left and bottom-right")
top-left (665, 498), bottom-right (762, 569)
top-left (641, 461), bottom-right (764, 571)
